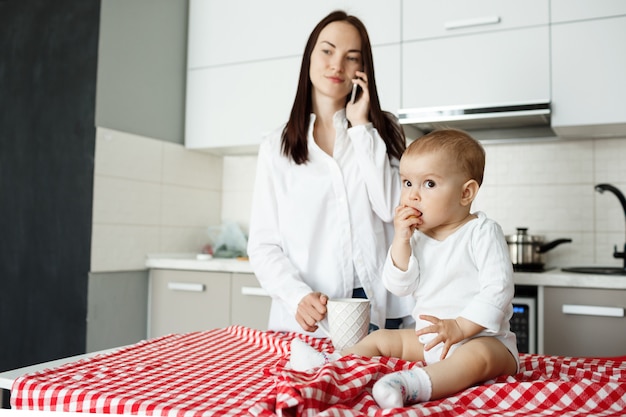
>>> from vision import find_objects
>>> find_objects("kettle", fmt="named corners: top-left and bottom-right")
top-left (506, 228), bottom-right (572, 271)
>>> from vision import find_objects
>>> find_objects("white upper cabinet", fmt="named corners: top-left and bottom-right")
top-left (185, 56), bottom-right (301, 153)
top-left (185, 0), bottom-right (401, 153)
top-left (401, 0), bottom-right (550, 110)
top-left (372, 44), bottom-right (401, 117)
top-left (186, 0), bottom-right (626, 152)
top-left (402, 0), bottom-right (549, 41)
top-left (187, 0), bottom-right (401, 69)
top-left (551, 14), bottom-right (626, 137)
top-left (185, 45), bottom-right (400, 153)
top-left (551, 0), bottom-right (626, 23)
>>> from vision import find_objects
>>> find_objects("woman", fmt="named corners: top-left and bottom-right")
top-left (247, 10), bottom-right (413, 336)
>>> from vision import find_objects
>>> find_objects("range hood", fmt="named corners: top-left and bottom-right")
top-left (398, 101), bottom-right (558, 142)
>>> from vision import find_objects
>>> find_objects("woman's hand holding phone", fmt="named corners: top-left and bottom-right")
top-left (346, 70), bottom-right (370, 126)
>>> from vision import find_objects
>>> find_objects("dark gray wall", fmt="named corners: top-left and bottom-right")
top-left (0, 0), bottom-right (100, 372)
top-left (96, 0), bottom-right (188, 144)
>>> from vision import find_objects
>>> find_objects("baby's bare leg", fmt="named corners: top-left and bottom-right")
top-left (424, 337), bottom-right (517, 400)
top-left (342, 329), bottom-right (424, 362)
top-left (290, 329), bottom-right (422, 372)
top-left (372, 336), bottom-right (517, 408)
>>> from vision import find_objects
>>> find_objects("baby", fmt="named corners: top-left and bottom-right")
top-left (290, 128), bottom-right (519, 408)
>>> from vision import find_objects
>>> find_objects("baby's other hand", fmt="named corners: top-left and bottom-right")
top-left (416, 314), bottom-right (465, 360)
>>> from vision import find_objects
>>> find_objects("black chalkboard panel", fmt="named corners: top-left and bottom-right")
top-left (0, 0), bottom-right (101, 372)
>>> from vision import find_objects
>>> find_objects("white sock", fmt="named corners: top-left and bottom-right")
top-left (289, 338), bottom-right (341, 371)
top-left (372, 367), bottom-right (432, 408)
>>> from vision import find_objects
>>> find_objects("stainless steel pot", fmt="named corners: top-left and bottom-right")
top-left (506, 228), bottom-right (572, 271)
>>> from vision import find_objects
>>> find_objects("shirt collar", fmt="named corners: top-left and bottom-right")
top-left (309, 109), bottom-right (348, 128)
top-left (307, 109), bottom-right (350, 158)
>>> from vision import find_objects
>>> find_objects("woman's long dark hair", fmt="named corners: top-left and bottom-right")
top-left (281, 10), bottom-right (406, 165)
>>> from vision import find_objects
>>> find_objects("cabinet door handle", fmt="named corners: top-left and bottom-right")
top-left (444, 16), bottom-right (501, 30)
top-left (562, 304), bottom-right (624, 318)
top-left (167, 282), bottom-right (205, 292)
top-left (241, 286), bottom-right (269, 297)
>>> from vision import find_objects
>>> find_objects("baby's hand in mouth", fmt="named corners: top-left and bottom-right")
top-left (409, 210), bottom-right (423, 228)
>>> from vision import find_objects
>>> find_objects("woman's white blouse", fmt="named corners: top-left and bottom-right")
top-left (247, 109), bottom-right (414, 335)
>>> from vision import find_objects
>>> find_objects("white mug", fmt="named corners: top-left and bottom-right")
top-left (319, 298), bottom-right (370, 352)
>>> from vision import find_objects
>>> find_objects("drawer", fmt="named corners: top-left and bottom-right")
top-left (543, 287), bottom-right (626, 357)
top-left (149, 270), bottom-right (230, 338)
top-left (402, 0), bottom-right (549, 41)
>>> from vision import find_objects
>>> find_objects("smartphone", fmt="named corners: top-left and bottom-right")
top-left (349, 82), bottom-right (361, 104)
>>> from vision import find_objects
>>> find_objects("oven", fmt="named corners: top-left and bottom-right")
top-left (511, 296), bottom-right (537, 354)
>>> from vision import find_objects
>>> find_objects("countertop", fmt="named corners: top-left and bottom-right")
top-left (513, 269), bottom-right (626, 290)
top-left (146, 254), bottom-right (626, 290)
top-left (146, 253), bottom-right (254, 273)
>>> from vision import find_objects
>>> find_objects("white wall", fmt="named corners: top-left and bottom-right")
top-left (222, 136), bottom-right (626, 270)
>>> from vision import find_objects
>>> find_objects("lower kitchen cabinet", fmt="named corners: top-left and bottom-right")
top-left (543, 286), bottom-right (626, 357)
top-left (149, 270), bottom-right (231, 338)
top-left (148, 269), bottom-right (271, 338)
top-left (230, 273), bottom-right (271, 331)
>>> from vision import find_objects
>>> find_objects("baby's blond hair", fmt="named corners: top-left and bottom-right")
top-left (404, 129), bottom-right (485, 186)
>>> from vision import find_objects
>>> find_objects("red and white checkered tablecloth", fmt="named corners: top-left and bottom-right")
top-left (255, 341), bottom-right (626, 417)
top-left (11, 326), bottom-right (626, 417)
top-left (11, 326), bottom-right (323, 416)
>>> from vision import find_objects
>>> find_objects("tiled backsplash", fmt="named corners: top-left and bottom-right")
top-left (91, 128), bottom-right (626, 272)
top-left (91, 127), bottom-right (223, 272)
top-left (223, 136), bottom-right (626, 270)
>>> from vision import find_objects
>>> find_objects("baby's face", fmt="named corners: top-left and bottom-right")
top-left (399, 150), bottom-right (468, 232)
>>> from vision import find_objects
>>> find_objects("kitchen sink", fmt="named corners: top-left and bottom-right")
top-left (561, 266), bottom-right (626, 275)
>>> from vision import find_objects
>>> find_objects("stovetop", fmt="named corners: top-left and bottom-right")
top-left (513, 264), bottom-right (555, 273)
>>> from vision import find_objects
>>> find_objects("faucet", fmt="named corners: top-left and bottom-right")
top-left (595, 183), bottom-right (626, 269)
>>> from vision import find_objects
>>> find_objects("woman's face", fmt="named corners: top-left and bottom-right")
top-left (309, 21), bottom-right (363, 102)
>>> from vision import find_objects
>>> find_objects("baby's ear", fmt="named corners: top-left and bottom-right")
top-left (461, 179), bottom-right (479, 206)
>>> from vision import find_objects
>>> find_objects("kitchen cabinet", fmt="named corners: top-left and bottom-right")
top-left (186, 1), bottom-right (626, 152)
top-left (402, 0), bottom-right (549, 41)
top-left (149, 269), bottom-right (231, 338)
top-left (550, 15), bottom-right (626, 138)
top-left (185, 45), bottom-right (400, 154)
top-left (185, 0), bottom-right (402, 153)
top-left (185, 57), bottom-right (301, 153)
top-left (231, 273), bottom-right (272, 330)
top-left (400, 0), bottom-right (550, 110)
top-left (401, 27), bottom-right (550, 110)
top-left (372, 44), bottom-right (401, 118)
top-left (148, 269), bottom-right (271, 338)
top-left (187, 0), bottom-right (401, 69)
top-left (550, 0), bottom-right (626, 23)
top-left (185, 44), bottom-right (401, 153)
top-left (543, 286), bottom-right (626, 357)
top-left (87, 271), bottom-right (148, 352)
